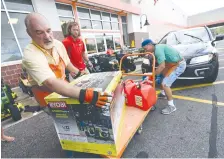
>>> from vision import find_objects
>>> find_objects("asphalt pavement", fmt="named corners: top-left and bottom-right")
top-left (1, 50), bottom-right (224, 158)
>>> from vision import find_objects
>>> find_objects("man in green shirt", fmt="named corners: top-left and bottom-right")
top-left (141, 39), bottom-right (186, 115)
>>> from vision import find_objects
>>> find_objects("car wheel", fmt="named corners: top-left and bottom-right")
top-left (202, 62), bottom-right (219, 83)
top-left (8, 104), bottom-right (22, 121)
top-left (130, 64), bottom-right (136, 71)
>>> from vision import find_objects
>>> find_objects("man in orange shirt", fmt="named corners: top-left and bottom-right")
top-left (62, 22), bottom-right (92, 74)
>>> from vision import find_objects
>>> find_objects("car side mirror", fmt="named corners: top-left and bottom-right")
top-left (212, 34), bottom-right (224, 46)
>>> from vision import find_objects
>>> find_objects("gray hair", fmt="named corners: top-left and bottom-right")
top-left (24, 12), bottom-right (47, 29)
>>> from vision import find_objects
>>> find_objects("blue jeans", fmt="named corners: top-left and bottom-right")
top-left (162, 60), bottom-right (186, 87)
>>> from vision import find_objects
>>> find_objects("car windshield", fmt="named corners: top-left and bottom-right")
top-left (161, 27), bottom-right (210, 45)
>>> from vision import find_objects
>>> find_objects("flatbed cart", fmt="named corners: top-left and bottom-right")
top-left (100, 52), bottom-right (156, 158)
top-left (45, 52), bottom-right (156, 158)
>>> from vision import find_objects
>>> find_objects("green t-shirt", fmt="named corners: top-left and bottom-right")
top-left (155, 44), bottom-right (182, 64)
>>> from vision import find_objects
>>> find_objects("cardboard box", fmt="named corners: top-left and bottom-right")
top-left (45, 71), bottom-right (126, 156)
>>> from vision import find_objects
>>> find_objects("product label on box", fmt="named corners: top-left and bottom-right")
top-left (49, 101), bottom-right (116, 144)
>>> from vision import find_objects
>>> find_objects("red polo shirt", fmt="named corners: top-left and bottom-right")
top-left (62, 36), bottom-right (86, 71)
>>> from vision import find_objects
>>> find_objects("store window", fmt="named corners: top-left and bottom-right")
top-left (1, 0), bottom-right (4, 9)
top-left (9, 12), bottom-right (31, 52)
top-left (80, 19), bottom-right (92, 29)
top-left (77, 7), bottom-right (90, 19)
top-left (56, 3), bottom-right (75, 37)
top-left (106, 36), bottom-right (115, 50)
top-left (102, 12), bottom-right (110, 21)
top-left (121, 16), bottom-right (129, 46)
top-left (77, 7), bottom-right (119, 31)
top-left (1, 12), bottom-right (21, 62)
top-left (114, 37), bottom-right (121, 50)
top-left (4, 0), bottom-right (34, 12)
top-left (85, 38), bottom-right (97, 54)
top-left (111, 14), bottom-right (118, 22)
top-left (91, 10), bottom-right (101, 20)
top-left (103, 22), bottom-right (111, 30)
top-left (96, 36), bottom-right (105, 52)
top-left (111, 22), bottom-right (119, 30)
top-left (83, 33), bottom-right (121, 54)
top-left (1, 0), bottom-right (34, 63)
top-left (56, 3), bottom-right (73, 17)
top-left (92, 21), bottom-right (102, 30)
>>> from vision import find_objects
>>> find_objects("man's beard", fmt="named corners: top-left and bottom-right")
top-left (43, 41), bottom-right (54, 50)
top-left (72, 33), bottom-right (79, 38)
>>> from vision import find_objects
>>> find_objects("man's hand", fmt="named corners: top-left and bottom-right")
top-left (70, 71), bottom-right (82, 79)
top-left (81, 70), bottom-right (88, 75)
top-left (155, 74), bottom-right (163, 85)
top-left (87, 61), bottom-right (93, 68)
top-left (79, 88), bottom-right (112, 108)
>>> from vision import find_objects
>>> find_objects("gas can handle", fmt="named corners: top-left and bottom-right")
top-left (141, 80), bottom-right (152, 85)
top-left (135, 82), bottom-right (141, 89)
top-left (124, 79), bottom-right (134, 85)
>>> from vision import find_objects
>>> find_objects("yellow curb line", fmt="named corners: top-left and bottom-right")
top-left (155, 80), bottom-right (224, 106)
top-left (172, 95), bottom-right (224, 107)
top-left (171, 80), bottom-right (224, 92)
top-left (156, 80), bottom-right (224, 94)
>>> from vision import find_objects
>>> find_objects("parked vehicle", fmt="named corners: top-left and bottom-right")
top-left (142, 26), bottom-right (224, 83)
top-left (97, 54), bottom-right (119, 72)
top-left (115, 50), bottom-right (136, 73)
top-left (141, 54), bottom-right (154, 74)
top-left (88, 55), bottom-right (101, 73)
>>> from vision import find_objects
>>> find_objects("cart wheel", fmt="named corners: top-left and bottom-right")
top-left (137, 124), bottom-right (143, 135)
top-left (151, 106), bottom-right (156, 111)
top-left (65, 150), bottom-right (74, 158)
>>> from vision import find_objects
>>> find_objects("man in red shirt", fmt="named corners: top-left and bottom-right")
top-left (62, 22), bottom-right (92, 75)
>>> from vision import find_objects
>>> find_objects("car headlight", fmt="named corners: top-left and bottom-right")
top-left (190, 54), bottom-right (213, 65)
top-left (109, 61), bottom-right (114, 64)
top-left (95, 59), bottom-right (98, 63)
top-left (127, 57), bottom-right (131, 60)
top-left (143, 59), bottom-right (150, 65)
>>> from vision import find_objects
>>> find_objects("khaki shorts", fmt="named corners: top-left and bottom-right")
top-left (162, 60), bottom-right (186, 87)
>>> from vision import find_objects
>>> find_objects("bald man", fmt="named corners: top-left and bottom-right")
top-left (22, 13), bottom-right (111, 108)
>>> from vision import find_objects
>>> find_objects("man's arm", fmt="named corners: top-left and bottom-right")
top-left (81, 41), bottom-right (91, 64)
top-left (83, 51), bottom-right (89, 62)
top-left (43, 77), bottom-right (81, 98)
top-left (154, 46), bottom-right (166, 75)
top-left (43, 77), bottom-right (112, 107)
top-left (155, 62), bottom-right (165, 75)
top-left (66, 62), bottom-right (80, 75)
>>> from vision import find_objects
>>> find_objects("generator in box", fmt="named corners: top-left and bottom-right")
top-left (45, 71), bottom-right (126, 156)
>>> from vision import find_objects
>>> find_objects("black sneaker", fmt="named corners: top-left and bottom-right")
top-left (157, 93), bottom-right (167, 99)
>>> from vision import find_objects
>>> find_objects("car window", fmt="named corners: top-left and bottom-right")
top-left (161, 28), bottom-right (210, 46)
top-left (160, 36), bottom-right (167, 44)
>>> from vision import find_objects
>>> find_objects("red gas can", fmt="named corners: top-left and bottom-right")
top-left (124, 80), bottom-right (157, 111)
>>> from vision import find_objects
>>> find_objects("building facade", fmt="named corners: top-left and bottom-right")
top-left (1, 0), bottom-right (223, 88)
top-left (1, 0), bottom-right (141, 87)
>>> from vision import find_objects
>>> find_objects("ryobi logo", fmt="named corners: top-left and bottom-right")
top-left (49, 102), bottom-right (67, 108)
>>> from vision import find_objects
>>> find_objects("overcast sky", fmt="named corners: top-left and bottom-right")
top-left (172, 0), bottom-right (224, 15)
